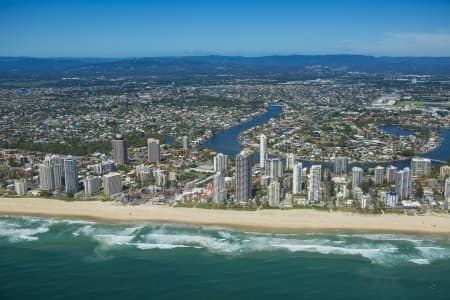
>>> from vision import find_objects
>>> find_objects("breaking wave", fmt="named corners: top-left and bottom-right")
top-left (1, 215), bottom-right (450, 266)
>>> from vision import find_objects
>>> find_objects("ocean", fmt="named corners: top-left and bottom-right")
top-left (1, 215), bottom-right (450, 299)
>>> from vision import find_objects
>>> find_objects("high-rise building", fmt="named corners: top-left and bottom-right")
top-left (395, 167), bottom-right (412, 200)
top-left (39, 155), bottom-right (64, 191)
top-left (260, 134), bottom-right (267, 169)
top-left (440, 165), bottom-right (450, 179)
top-left (292, 162), bottom-right (303, 194)
top-left (308, 165), bottom-right (322, 203)
top-left (147, 138), bottom-right (160, 163)
top-left (334, 157), bottom-right (348, 175)
top-left (285, 153), bottom-right (295, 171)
top-left (268, 181), bottom-right (281, 206)
top-left (235, 151), bottom-right (252, 203)
top-left (182, 136), bottom-right (189, 151)
top-left (91, 160), bottom-right (115, 175)
top-left (444, 178), bottom-right (450, 201)
top-left (213, 153), bottom-right (228, 174)
top-left (103, 172), bottom-right (122, 195)
top-left (64, 156), bottom-right (78, 194)
top-left (112, 135), bottom-right (128, 165)
top-left (386, 165), bottom-right (398, 183)
top-left (154, 169), bottom-right (166, 187)
top-left (14, 179), bottom-right (27, 196)
top-left (374, 166), bottom-right (384, 185)
top-left (212, 172), bottom-right (226, 203)
top-left (382, 191), bottom-right (399, 208)
top-left (135, 164), bottom-right (152, 185)
top-left (411, 157), bottom-right (431, 177)
top-left (352, 167), bottom-right (364, 188)
top-left (83, 176), bottom-right (101, 197)
top-left (266, 158), bottom-right (283, 179)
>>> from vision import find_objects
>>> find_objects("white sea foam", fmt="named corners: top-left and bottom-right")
top-left (0, 225), bottom-right (49, 242)
top-left (337, 234), bottom-right (424, 243)
top-left (144, 233), bottom-right (241, 252)
top-left (409, 258), bottom-right (431, 265)
top-left (270, 242), bottom-right (398, 264)
top-left (94, 234), bottom-right (135, 245)
top-left (415, 246), bottom-right (450, 262)
top-left (132, 242), bottom-right (192, 250)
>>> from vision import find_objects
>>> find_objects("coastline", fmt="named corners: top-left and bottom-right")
top-left (1, 197), bottom-right (450, 235)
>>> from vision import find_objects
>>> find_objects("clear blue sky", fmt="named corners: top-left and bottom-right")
top-left (1, 0), bottom-right (450, 57)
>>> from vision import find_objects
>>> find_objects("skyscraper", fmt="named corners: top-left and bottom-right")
top-left (352, 167), bottom-right (364, 188)
top-left (292, 162), bottom-right (303, 194)
top-left (268, 181), bottom-right (281, 206)
top-left (374, 166), bottom-right (384, 185)
top-left (285, 153), bottom-right (295, 171)
top-left (411, 157), bottom-right (431, 177)
top-left (39, 155), bottom-right (64, 191)
top-left (334, 157), bottom-right (348, 175)
top-left (386, 165), bottom-right (398, 183)
top-left (147, 138), bottom-right (160, 163)
top-left (308, 165), bottom-right (322, 203)
top-left (64, 156), bottom-right (78, 194)
top-left (260, 134), bottom-right (267, 169)
top-left (235, 151), bottom-right (253, 203)
top-left (103, 172), bottom-right (122, 195)
top-left (213, 153), bottom-right (228, 174)
top-left (395, 167), bottom-right (412, 200)
top-left (266, 158), bottom-right (283, 179)
top-left (213, 172), bottom-right (226, 203)
top-left (112, 135), bottom-right (128, 165)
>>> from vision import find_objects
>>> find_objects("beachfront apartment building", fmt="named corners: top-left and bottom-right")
top-left (64, 156), bottom-right (78, 194)
top-left (292, 162), bottom-right (303, 194)
top-left (103, 172), bottom-right (122, 195)
top-left (235, 151), bottom-right (252, 203)
top-left (308, 165), bottom-right (322, 203)
top-left (84, 176), bottom-right (101, 197)
top-left (39, 155), bottom-right (64, 191)
top-left (212, 172), bottom-right (226, 203)
top-left (396, 167), bottom-right (412, 200)
top-left (268, 181), bottom-right (281, 206)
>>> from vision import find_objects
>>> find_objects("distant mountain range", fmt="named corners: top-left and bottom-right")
top-left (1, 55), bottom-right (450, 79)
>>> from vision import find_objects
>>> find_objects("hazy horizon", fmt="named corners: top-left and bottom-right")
top-left (1, 0), bottom-right (450, 57)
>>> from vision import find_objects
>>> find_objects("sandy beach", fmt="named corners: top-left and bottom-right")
top-left (1, 197), bottom-right (450, 234)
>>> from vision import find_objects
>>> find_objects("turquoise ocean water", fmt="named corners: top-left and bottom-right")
top-left (1, 215), bottom-right (450, 300)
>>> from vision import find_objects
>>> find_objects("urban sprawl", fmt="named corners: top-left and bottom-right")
top-left (1, 70), bottom-right (450, 212)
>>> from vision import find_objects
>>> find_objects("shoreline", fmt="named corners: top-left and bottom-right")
top-left (1, 197), bottom-right (450, 235)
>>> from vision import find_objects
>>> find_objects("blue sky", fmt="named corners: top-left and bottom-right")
top-left (1, 0), bottom-right (450, 57)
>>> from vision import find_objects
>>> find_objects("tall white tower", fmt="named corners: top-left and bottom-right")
top-left (260, 134), bottom-right (267, 169)
top-left (292, 162), bottom-right (303, 194)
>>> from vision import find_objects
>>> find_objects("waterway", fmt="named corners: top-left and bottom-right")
top-left (202, 105), bottom-right (449, 170)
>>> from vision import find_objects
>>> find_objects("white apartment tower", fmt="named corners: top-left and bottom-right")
top-left (308, 165), bottom-right (322, 203)
top-left (292, 162), bottom-right (303, 194)
top-left (260, 134), bottom-right (267, 169)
